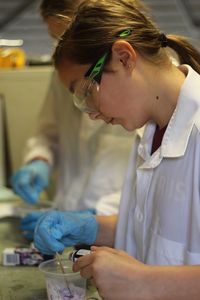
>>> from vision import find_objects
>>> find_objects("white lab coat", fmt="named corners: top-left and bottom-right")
top-left (115, 65), bottom-right (200, 265)
top-left (24, 71), bottom-right (134, 214)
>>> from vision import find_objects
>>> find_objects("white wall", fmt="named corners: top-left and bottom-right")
top-left (0, 66), bottom-right (53, 175)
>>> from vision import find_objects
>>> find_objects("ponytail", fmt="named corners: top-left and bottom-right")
top-left (167, 34), bottom-right (200, 74)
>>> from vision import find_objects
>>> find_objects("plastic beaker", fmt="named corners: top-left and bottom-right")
top-left (39, 258), bottom-right (86, 300)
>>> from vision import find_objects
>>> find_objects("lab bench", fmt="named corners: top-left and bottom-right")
top-left (0, 204), bottom-right (101, 300)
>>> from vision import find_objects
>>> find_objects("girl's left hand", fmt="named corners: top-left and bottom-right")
top-left (73, 246), bottom-right (149, 300)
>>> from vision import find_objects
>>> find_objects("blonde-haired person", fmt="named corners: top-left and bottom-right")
top-left (34, 0), bottom-right (200, 299)
top-left (11, 0), bottom-right (133, 240)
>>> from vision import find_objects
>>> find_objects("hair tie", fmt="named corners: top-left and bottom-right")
top-left (159, 33), bottom-right (168, 48)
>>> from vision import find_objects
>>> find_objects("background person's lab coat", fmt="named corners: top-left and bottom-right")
top-left (23, 71), bottom-right (134, 214)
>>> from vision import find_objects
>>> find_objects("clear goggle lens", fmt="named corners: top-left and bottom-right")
top-left (73, 78), bottom-right (99, 113)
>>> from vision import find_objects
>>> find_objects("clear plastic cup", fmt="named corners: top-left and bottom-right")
top-left (39, 258), bottom-right (86, 300)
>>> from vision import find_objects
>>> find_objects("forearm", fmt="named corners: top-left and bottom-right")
top-left (23, 136), bottom-right (55, 166)
top-left (95, 215), bottom-right (118, 247)
top-left (143, 265), bottom-right (200, 300)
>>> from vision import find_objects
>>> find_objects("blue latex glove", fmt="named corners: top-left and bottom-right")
top-left (20, 211), bottom-right (45, 240)
top-left (34, 208), bottom-right (98, 255)
top-left (11, 160), bottom-right (51, 204)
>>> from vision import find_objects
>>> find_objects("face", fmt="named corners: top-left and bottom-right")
top-left (46, 16), bottom-right (67, 40)
top-left (58, 45), bottom-right (151, 131)
top-left (97, 65), bottom-right (151, 130)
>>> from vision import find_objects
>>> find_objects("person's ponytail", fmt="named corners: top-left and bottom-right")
top-left (167, 35), bottom-right (200, 74)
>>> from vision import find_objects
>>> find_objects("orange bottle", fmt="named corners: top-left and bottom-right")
top-left (0, 47), bottom-right (26, 68)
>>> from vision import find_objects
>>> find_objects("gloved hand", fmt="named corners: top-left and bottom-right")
top-left (11, 160), bottom-right (51, 204)
top-left (34, 208), bottom-right (98, 255)
top-left (20, 211), bottom-right (46, 240)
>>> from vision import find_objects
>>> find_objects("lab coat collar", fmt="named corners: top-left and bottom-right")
top-left (161, 65), bottom-right (200, 158)
top-left (138, 65), bottom-right (200, 161)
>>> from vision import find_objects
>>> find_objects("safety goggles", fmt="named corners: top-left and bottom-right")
top-left (73, 52), bottom-right (108, 113)
top-left (72, 29), bottom-right (133, 113)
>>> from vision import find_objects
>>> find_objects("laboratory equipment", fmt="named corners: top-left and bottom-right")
top-left (39, 258), bottom-right (86, 300)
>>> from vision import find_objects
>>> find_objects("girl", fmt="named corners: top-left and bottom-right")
top-left (34, 0), bottom-right (200, 299)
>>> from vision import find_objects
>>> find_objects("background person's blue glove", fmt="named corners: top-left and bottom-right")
top-left (34, 209), bottom-right (98, 255)
top-left (20, 211), bottom-right (45, 240)
top-left (11, 160), bottom-right (51, 204)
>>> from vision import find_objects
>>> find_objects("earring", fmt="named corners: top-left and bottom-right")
top-left (128, 64), bottom-right (132, 69)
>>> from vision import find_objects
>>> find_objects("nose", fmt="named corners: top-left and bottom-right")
top-left (88, 112), bottom-right (102, 120)
top-left (88, 112), bottom-right (112, 124)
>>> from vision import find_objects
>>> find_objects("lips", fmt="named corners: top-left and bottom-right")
top-left (109, 118), bottom-right (115, 124)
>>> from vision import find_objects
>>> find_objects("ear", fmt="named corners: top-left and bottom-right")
top-left (111, 40), bottom-right (136, 71)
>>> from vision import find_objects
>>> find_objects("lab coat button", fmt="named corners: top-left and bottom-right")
top-left (137, 211), bottom-right (143, 222)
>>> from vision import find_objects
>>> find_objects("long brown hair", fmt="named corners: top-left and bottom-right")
top-left (54, 0), bottom-right (200, 74)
